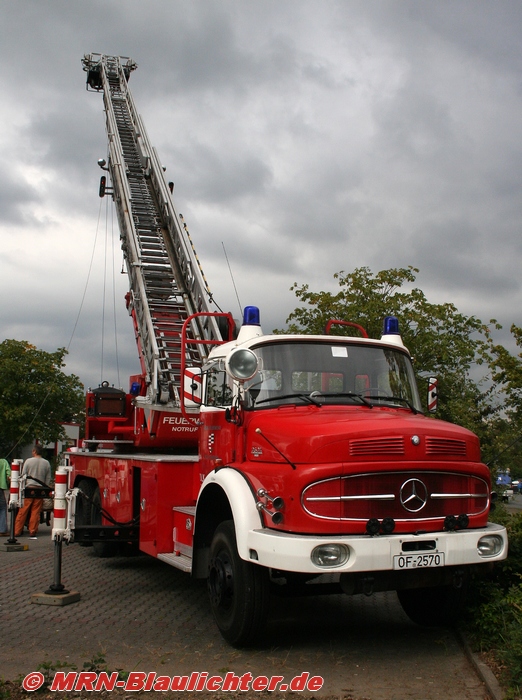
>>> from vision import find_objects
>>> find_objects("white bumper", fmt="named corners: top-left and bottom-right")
top-left (245, 522), bottom-right (508, 574)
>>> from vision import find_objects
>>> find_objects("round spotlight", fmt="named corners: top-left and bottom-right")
top-left (225, 347), bottom-right (258, 381)
top-left (444, 515), bottom-right (458, 531)
top-left (366, 518), bottom-right (380, 536)
top-left (381, 517), bottom-right (395, 534)
top-left (457, 514), bottom-right (469, 529)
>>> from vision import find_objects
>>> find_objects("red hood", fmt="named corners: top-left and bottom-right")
top-left (246, 405), bottom-right (481, 466)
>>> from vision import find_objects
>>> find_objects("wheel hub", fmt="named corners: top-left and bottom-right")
top-left (208, 551), bottom-right (234, 610)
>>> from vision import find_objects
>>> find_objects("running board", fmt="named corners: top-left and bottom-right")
top-left (158, 505), bottom-right (195, 573)
top-left (158, 551), bottom-right (192, 573)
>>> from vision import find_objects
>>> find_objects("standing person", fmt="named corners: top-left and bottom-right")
top-left (14, 445), bottom-right (51, 540)
top-left (0, 457), bottom-right (10, 536)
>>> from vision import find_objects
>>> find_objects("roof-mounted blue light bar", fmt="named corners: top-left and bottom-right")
top-left (383, 316), bottom-right (400, 335)
top-left (243, 305), bottom-right (261, 326)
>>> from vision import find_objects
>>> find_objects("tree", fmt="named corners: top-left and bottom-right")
top-left (486, 324), bottom-right (522, 476)
top-left (278, 266), bottom-right (499, 447)
top-left (0, 340), bottom-right (84, 458)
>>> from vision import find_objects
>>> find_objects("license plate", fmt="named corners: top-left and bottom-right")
top-left (393, 552), bottom-right (445, 570)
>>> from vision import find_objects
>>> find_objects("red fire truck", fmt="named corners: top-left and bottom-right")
top-left (65, 54), bottom-right (507, 646)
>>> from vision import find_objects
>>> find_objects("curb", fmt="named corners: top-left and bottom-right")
top-left (457, 630), bottom-right (505, 700)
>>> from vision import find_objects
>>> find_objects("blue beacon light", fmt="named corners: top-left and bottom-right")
top-left (383, 316), bottom-right (400, 336)
top-left (243, 306), bottom-right (261, 326)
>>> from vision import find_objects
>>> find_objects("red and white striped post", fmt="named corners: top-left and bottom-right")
top-left (8, 459), bottom-right (22, 507)
top-left (428, 377), bottom-right (438, 413)
top-left (47, 465), bottom-right (70, 594)
top-left (7, 459), bottom-right (23, 543)
top-left (51, 466), bottom-right (68, 541)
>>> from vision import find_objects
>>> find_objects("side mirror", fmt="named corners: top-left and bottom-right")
top-left (183, 367), bottom-right (203, 407)
top-left (225, 406), bottom-right (242, 425)
top-left (427, 377), bottom-right (438, 413)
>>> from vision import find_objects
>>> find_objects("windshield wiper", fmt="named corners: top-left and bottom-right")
top-left (366, 395), bottom-right (423, 414)
top-left (255, 393), bottom-right (322, 406)
top-left (255, 391), bottom-right (374, 408)
top-left (308, 391), bottom-right (373, 408)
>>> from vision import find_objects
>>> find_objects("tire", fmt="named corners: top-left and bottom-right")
top-left (397, 581), bottom-right (468, 627)
top-left (207, 520), bottom-right (270, 646)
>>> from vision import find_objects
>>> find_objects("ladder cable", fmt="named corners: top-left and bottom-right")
top-left (222, 242), bottom-right (243, 316)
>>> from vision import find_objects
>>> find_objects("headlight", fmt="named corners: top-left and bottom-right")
top-left (311, 543), bottom-right (349, 568)
top-left (477, 534), bottom-right (504, 557)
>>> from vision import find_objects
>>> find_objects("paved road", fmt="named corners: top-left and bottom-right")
top-left (505, 492), bottom-right (522, 512)
top-left (1, 525), bottom-right (495, 699)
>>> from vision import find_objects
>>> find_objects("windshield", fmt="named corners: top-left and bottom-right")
top-left (243, 341), bottom-right (422, 412)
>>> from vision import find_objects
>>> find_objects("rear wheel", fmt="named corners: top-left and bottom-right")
top-left (397, 580), bottom-right (468, 627)
top-left (208, 520), bottom-right (270, 646)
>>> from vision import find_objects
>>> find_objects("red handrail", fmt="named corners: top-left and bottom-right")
top-left (325, 319), bottom-right (368, 338)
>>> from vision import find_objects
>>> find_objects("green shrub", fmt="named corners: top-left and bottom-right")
top-left (465, 507), bottom-right (522, 696)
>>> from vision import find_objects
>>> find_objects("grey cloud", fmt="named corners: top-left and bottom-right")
top-left (0, 168), bottom-right (40, 225)
top-left (166, 141), bottom-right (273, 204)
top-left (2, 0), bottom-right (522, 390)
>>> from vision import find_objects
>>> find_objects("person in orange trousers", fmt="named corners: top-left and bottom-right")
top-left (15, 445), bottom-right (51, 540)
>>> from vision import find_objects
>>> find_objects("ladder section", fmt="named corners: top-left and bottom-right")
top-left (82, 54), bottom-right (222, 407)
top-left (107, 66), bottom-right (198, 402)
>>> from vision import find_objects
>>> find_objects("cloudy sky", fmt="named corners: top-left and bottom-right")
top-left (1, 1), bottom-right (522, 392)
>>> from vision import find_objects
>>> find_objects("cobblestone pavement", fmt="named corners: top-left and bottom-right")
top-left (0, 526), bottom-right (496, 699)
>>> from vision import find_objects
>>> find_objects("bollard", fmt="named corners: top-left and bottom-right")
top-left (51, 466), bottom-right (68, 541)
top-left (45, 538), bottom-right (69, 595)
top-left (32, 465), bottom-right (80, 606)
top-left (2, 460), bottom-right (27, 552)
top-left (47, 467), bottom-right (69, 594)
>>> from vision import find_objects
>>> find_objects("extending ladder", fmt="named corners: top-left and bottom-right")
top-left (82, 54), bottom-right (222, 407)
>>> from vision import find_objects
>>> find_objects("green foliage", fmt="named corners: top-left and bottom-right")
top-left (283, 266), bottom-right (489, 370)
top-left (1, 654), bottom-right (129, 696)
top-left (0, 677), bottom-right (12, 700)
top-left (490, 325), bottom-right (522, 417)
top-left (465, 510), bottom-right (522, 695)
top-left (279, 266), bottom-right (497, 426)
top-left (277, 266), bottom-right (522, 471)
top-left (34, 659), bottom-right (77, 693)
top-left (487, 325), bottom-right (522, 475)
top-left (0, 340), bottom-right (84, 457)
top-left (81, 652), bottom-right (129, 681)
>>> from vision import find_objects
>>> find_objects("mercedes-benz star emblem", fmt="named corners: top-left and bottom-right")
top-left (400, 478), bottom-right (428, 512)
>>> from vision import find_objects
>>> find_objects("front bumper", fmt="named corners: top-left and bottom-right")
top-left (245, 522), bottom-right (508, 574)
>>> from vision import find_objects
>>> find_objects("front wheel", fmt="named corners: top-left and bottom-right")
top-left (208, 520), bottom-right (270, 646)
top-left (397, 580), bottom-right (468, 627)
